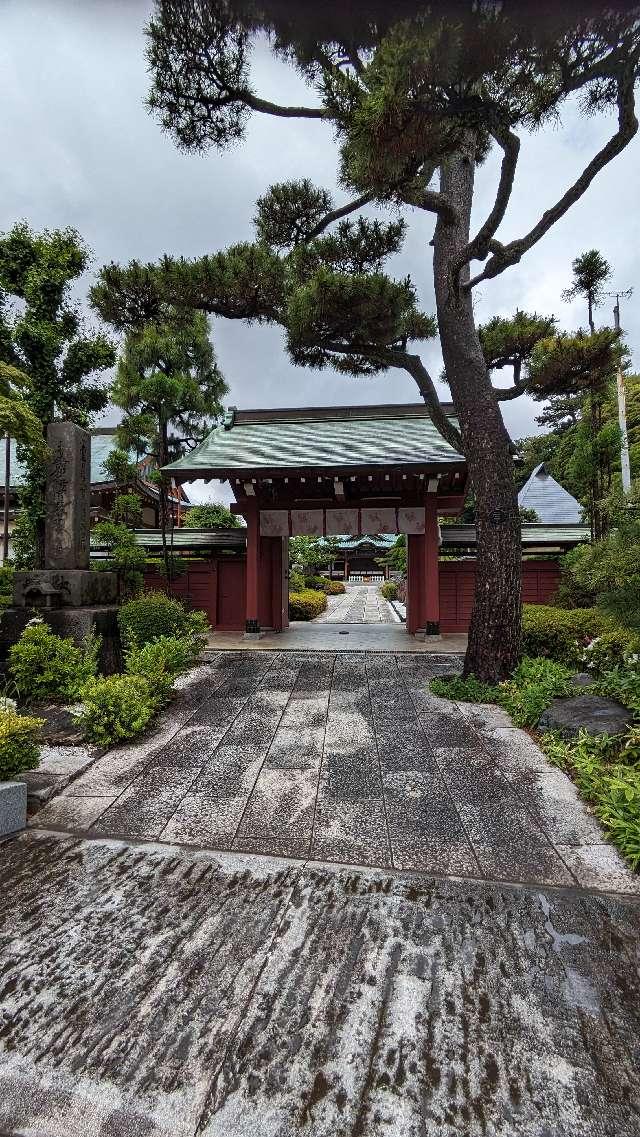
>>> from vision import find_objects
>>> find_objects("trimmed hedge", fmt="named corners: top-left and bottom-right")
top-left (521, 605), bottom-right (638, 665)
top-left (380, 581), bottom-right (398, 600)
top-left (118, 591), bottom-right (209, 650)
top-left (303, 576), bottom-right (346, 596)
top-left (289, 589), bottom-right (327, 621)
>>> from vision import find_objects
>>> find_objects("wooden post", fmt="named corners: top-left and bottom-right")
top-left (245, 504), bottom-right (261, 634)
top-left (424, 494), bottom-right (440, 635)
top-left (344, 559), bottom-right (349, 581)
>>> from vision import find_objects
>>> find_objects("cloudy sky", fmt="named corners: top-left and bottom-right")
top-left (2, 0), bottom-right (639, 502)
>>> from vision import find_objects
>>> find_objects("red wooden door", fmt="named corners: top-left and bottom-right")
top-left (217, 560), bottom-right (246, 629)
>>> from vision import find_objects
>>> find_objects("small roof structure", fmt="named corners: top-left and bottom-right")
top-left (518, 463), bottom-right (582, 524)
top-left (164, 403), bottom-right (464, 481)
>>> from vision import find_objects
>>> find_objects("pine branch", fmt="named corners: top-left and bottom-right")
top-left (323, 340), bottom-right (463, 452)
top-left (242, 92), bottom-right (327, 119)
top-left (466, 66), bottom-right (638, 290)
top-left (457, 125), bottom-right (520, 267)
top-left (304, 192), bottom-right (375, 240)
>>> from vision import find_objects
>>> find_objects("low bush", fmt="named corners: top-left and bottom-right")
top-left (8, 622), bottom-right (99, 704)
top-left (432, 653), bottom-right (640, 871)
top-left (303, 576), bottom-right (346, 595)
top-left (521, 605), bottom-right (637, 666)
top-left (118, 591), bottom-right (209, 650)
top-left (78, 674), bottom-right (157, 745)
top-left (325, 580), bottom-right (346, 595)
top-left (125, 635), bottom-right (199, 704)
top-left (0, 709), bottom-right (43, 780)
top-left (289, 570), bottom-right (305, 592)
top-left (541, 731), bottom-right (640, 870)
top-left (288, 589), bottom-right (327, 621)
top-left (431, 657), bottom-right (574, 728)
top-left (380, 581), bottom-right (398, 601)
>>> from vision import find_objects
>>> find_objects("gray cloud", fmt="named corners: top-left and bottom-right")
top-left (1, 0), bottom-right (638, 505)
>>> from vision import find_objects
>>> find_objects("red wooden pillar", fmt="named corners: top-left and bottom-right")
top-left (245, 504), bottom-right (261, 634)
top-left (424, 494), bottom-right (440, 635)
top-left (406, 533), bottom-right (422, 634)
top-left (344, 559), bottom-right (349, 581)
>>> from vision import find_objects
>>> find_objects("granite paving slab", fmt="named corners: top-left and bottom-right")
top-left (1, 831), bottom-right (639, 1137)
top-left (29, 650), bottom-right (640, 895)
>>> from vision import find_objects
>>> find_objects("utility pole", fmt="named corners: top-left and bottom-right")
top-left (611, 289), bottom-right (633, 495)
top-left (2, 434), bottom-right (10, 564)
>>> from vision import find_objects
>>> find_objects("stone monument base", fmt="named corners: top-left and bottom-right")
top-left (44, 606), bottom-right (122, 675)
top-left (0, 605), bottom-right (121, 675)
top-left (13, 570), bottom-right (118, 609)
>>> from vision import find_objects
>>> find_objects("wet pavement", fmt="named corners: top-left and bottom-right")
top-left (30, 651), bottom-right (640, 892)
top-left (1, 831), bottom-right (639, 1137)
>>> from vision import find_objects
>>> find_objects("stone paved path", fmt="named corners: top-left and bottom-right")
top-left (315, 583), bottom-right (397, 623)
top-left (1, 831), bottom-right (639, 1137)
top-left (31, 650), bottom-right (639, 892)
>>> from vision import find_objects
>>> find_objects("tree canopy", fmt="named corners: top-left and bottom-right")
top-left (0, 222), bottom-right (116, 566)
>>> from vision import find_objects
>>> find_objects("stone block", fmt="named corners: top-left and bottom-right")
top-left (43, 606), bottom-right (122, 674)
top-left (538, 694), bottom-right (633, 738)
top-left (0, 781), bottom-right (27, 837)
top-left (13, 569), bottom-right (118, 609)
top-left (45, 421), bottom-right (91, 569)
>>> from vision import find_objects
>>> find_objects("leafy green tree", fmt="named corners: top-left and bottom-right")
top-left (0, 223), bottom-right (115, 566)
top-left (111, 310), bottom-right (227, 576)
top-left (183, 501), bottom-right (241, 528)
top-left (94, 5), bottom-right (640, 681)
top-left (289, 536), bottom-right (332, 574)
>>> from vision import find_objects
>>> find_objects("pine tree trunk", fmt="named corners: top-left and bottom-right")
top-left (433, 141), bottom-right (521, 682)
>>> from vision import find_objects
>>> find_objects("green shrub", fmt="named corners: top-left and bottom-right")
top-left (325, 580), bottom-right (345, 595)
top-left (289, 570), bottom-right (305, 592)
top-left (430, 674), bottom-right (499, 705)
top-left (499, 657), bottom-right (573, 727)
top-left (125, 635), bottom-right (198, 703)
top-left (78, 674), bottom-right (157, 745)
top-left (431, 657), bottom-right (573, 728)
top-left (380, 581), bottom-right (398, 600)
top-left (8, 622), bottom-right (99, 704)
top-left (0, 564), bottom-right (15, 609)
top-left (0, 709), bottom-right (43, 780)
top-left (118, 591), bottom-right (209, 650)
top-left (288, 589), bottom-right (327, 621)
top-left (541, 731), bottom-right (640, 870)
top-left (304, 575), bottom-right (328, 591)
top-left (521, 605), bottom-right (636, 666)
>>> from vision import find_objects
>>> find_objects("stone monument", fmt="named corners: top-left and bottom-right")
top-left (8, 422), bottom-right (121, 672)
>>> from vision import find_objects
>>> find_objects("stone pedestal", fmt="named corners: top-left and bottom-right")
top-left (44, 606), bottom-right (122, 675)
top-left (0, 781), bottom-right (27, 837)
top-left (13, 570), bottom-right (118, 609)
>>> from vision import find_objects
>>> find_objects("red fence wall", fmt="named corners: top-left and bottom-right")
top-left (439, 559), bottom-right (561, 633)
top-left (144, 555), bottom-right (561, 635)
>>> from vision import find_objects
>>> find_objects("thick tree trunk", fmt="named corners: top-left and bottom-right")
top-left (433, 142), bottom-right (521, 682)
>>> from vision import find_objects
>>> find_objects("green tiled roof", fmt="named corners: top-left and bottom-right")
top-left (164, 403), bottom-right (464, 478)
